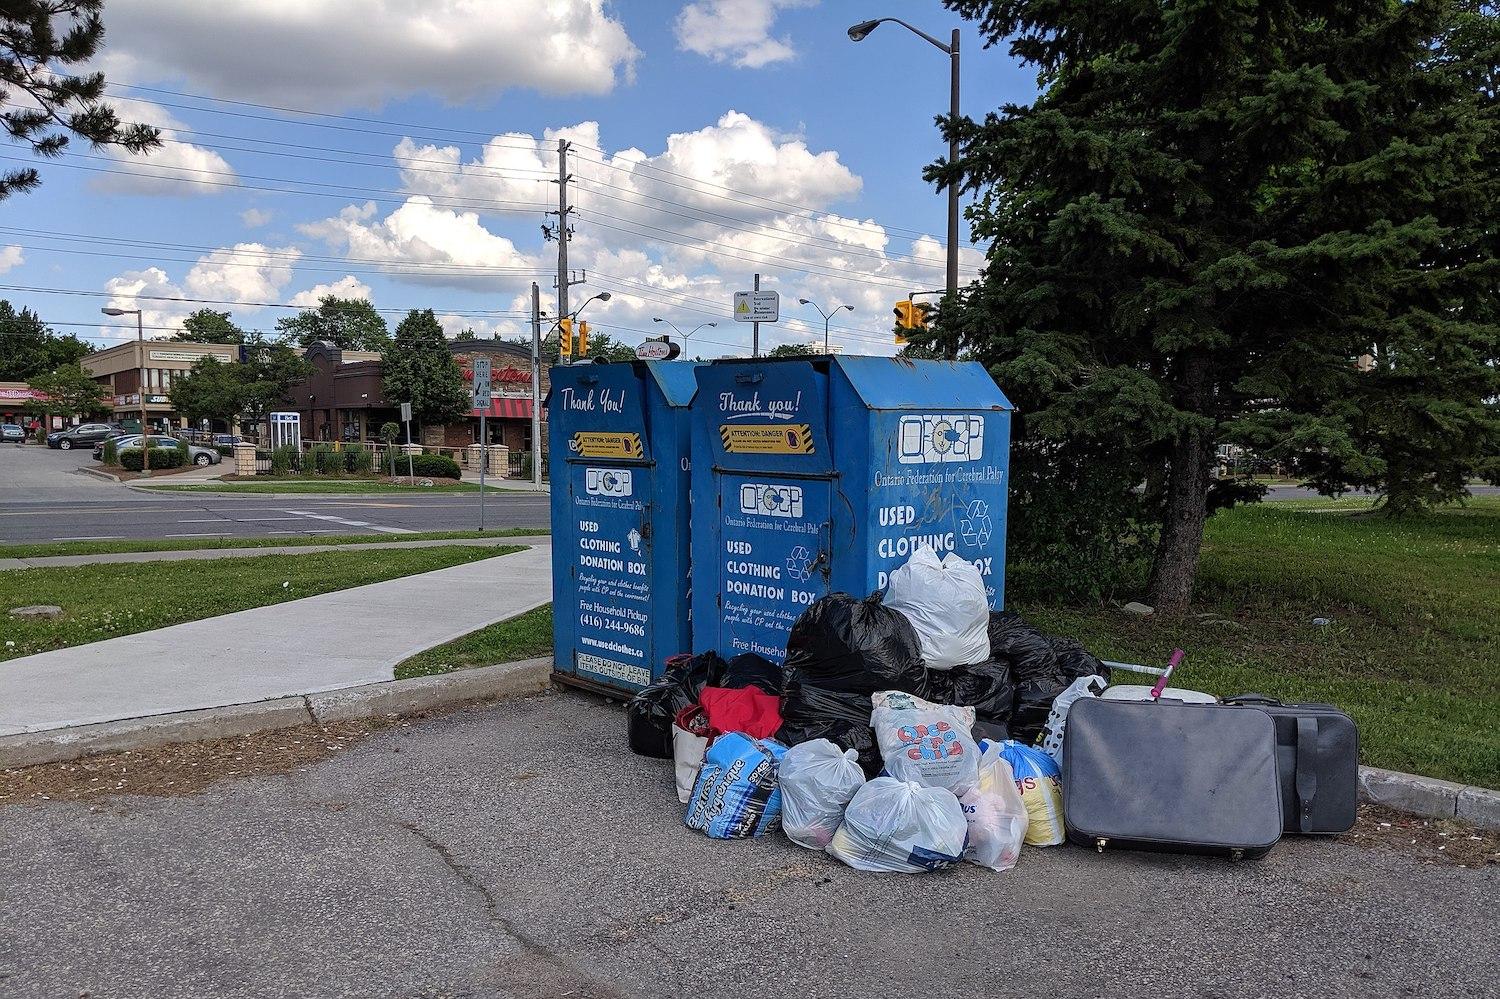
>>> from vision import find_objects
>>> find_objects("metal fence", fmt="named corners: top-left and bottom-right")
top-left (507, 451), bottom-right (548, 480)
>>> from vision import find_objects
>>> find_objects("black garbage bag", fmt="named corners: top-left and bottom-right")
top-left (722, 652), bottom-right (782, 695)
top-left (626, 651), bottom-right (727, 758)
top-left (776, 681), bottom-right (881, 777)
top-left (930, 658), bottom-right (1016, 727)
top-left (988, 611), bottom-right (1111, 744)
top-left (782, 592), bottom-right (927, 697)
top-left (971, 719), bottom-right (1010, 745)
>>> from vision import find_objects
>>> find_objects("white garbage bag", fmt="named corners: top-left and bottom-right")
top-left (883, 546), bottom-right (990, 670)
top-left (871, 690), bottom-right (980, 796)
top-left (779, 739), bottom-right (866, 849)
top-left (959, 742), bottom-right (1028, 871)
top-left (671, 707), bottom-right (711, 805)
top-left (826, 777), bottom-right (968, 873)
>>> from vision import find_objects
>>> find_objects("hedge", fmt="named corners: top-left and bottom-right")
top-left (119, 447), bottom-right (185, 472)
top-left (101, 438), bottom-right (119, 466)
top-left (384, 453), bottom-right (461, 480)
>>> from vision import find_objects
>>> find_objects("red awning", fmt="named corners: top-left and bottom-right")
top-left (472, 397), bottom-right (533, 420)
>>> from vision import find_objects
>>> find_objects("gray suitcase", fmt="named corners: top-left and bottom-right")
top-left (1223, 694), bottom-right (1359, 834)
top-left (1062, 697), bottom-right (1283, 860)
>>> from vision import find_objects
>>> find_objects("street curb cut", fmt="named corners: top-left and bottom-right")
top-left (1358, 765), bottom-right (1500, 831)
top-left (76, 465), bottom-right (122, 483)
top-left (0, 658), bottom-right (553, 771)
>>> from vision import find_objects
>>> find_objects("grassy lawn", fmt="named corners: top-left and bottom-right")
top-left (0, 546), bottom-right (522, 662)
top-left (0, 529), bottom-right (550, 559)
top-left (395, 604), bottom-right (553, 680)
top-left (1014, 496), bottom-right (1499, 787)
top-left (136, 479), bottom-right (498, 494)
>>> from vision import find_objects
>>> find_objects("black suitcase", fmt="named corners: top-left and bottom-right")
top-left (1223, 694), bottom-right (1359, 834)
top-left (1063, 697), bottom-right (1283, 860)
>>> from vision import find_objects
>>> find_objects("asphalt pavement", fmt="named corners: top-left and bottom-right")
top-left (0, 445), bottom-right (550, 542)
top-left (1, 691), bottom-right (1494, 999)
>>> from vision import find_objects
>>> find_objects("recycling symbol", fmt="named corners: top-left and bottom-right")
top-left (785, 545), bottom-right (813, 581)
top-left (960, 499), bottom-right (992, 548)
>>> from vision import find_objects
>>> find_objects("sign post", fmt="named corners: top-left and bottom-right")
top-left (733, 277), bottom-right (779, 357)
top-left (400, 401), bottom-right (415, 483)
top-left (472, 356), bottom-right (493, 531)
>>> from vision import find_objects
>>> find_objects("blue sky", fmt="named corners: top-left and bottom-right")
top-left (1, 1), bottom-right (1035, 357)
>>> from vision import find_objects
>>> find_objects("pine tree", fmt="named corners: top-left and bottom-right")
top-left (382, 309), bottom-right (470, 428)
top-left (931, 0), bottom-right (1499, 611)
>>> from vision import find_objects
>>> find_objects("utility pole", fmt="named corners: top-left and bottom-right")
top-left (530, 282), bottom-right (543, 490)
top-left (544, 139), bottom-right (585, 331)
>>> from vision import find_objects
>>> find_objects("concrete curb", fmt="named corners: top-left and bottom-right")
top-left (0, 536), bottom-right (553, 570)
top-left (76, 465), bottom-right (123, 483)
top-left (0, 657), bottom-right (553, 770)
top-left (1358, 765), bottom-right (1500, 830)
top-left (124, 483), bottom-right (537, 498)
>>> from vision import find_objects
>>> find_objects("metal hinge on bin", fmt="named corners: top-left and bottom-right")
top-left (1096, 837), bottom-right (1108, 853)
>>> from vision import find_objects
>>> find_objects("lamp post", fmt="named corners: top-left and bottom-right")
top-left (100, 306), bottom-right (148, 475)
top-left (796, 298), bottom-right (853, 353)
top-left (651, 318), bottom-right (717, 347)
top-left (848, 17), bottom-right (961, 301)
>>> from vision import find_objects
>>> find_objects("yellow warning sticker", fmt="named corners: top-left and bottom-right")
top-left (572, 431), bottom-right (643, 458)
top-left (719, 423), bottom-right (815, 455)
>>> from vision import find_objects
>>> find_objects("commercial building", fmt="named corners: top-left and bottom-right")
top-left (0, 381), bottom-right (46, 429)
top-left (80, 341), bottom-right (239, 431)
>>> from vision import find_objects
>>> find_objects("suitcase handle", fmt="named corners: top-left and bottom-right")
top-left (1224, 693), bottom-right (1282, 707)
top-left (1149, 650), bottom-right (1185, 700)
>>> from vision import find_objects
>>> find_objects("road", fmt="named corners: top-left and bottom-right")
top-left (1, 692), bottom-right (1494, 999)
top-left (0, 445), bottom-right (550, 542)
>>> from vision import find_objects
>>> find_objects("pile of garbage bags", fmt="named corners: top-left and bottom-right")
top-left (626, 545), bottom-right (1111, 874)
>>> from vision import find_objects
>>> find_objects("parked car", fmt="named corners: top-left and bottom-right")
top-left (1, 423), bottom-right (24, 443)
top-left (46, 423), bottom-right (121, 449)
top-left (97, 434), bottom-right (222, 466)
top-left (212, 433), bottom-right (243, 446)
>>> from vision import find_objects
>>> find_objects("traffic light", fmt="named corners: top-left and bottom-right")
top-left (577, 321), bottom-right (590, 357)
top-left (893, 299), bottom-right (930, 333)
top-left (559, 318), bottom-right (573, 358)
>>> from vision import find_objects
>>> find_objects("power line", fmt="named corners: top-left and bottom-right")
top-left (0, 281), bottom-right (531, 316)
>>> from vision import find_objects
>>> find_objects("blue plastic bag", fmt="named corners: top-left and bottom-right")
top-left (991, 739), bottom-right (1066, 846)
top-left (685, 732), bottom-right (788, 839)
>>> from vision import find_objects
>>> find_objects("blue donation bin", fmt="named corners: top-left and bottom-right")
top-left (689, 355), bottom-right (1013, 663)
top-left (548, 361), bottom-right (697, 695)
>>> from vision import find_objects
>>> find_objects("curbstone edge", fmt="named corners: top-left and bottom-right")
top-left (1358, 765), bottom-right (1463, 820)
top-left (305, 658), bottom-right (553, 724)
top-left (1455, 785), bottom-right (1500, 830)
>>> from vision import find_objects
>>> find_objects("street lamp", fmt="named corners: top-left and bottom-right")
top-left (797, 298), bottom-right (853, 353)
top-left (848, 16), bottom-right (961, 301)
top-left (101, 306), bottom-right (149, 475)
top-left (652, 317), bottom-right (717, 344)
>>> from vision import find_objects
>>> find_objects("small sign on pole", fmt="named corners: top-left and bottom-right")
top-left (400, 402), bottom-right (412, 423)
top-left (472, 356), bottom-right (493, 410)
top-left (733, 289), bottom-right (780, 323)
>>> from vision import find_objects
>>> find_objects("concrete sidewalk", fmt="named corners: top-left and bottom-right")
top-left (0, 535), bottom-right (551, 571)
top-left (0, 544), bottom-right (552, 736)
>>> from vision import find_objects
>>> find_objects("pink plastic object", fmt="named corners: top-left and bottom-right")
top-left (1149, 649), bottom-right (1185, 701)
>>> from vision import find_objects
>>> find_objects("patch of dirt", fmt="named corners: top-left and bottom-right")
top-left (1339, 803), bottom-right (1500, 867)
top-left (0, 720), bottom-right (389, 805)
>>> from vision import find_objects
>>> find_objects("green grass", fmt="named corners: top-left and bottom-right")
top-left (0, 529), bottom-right (550, 559)
top-left (394, 604), bottom-right (553, 680)
top-left (136, 479), bottom-right (496, 494)
top-left (0, 546), bottom-right (522, 662)
top-left (1013, 496), bottom-right (1499, 787)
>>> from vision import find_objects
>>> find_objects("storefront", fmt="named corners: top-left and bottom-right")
top-left (0, 382), bottom-right (47, 432)
top-left (81, 341), bottom-right (240, 430)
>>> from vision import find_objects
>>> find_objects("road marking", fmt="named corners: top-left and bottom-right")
top-left (282, 510), bottom-right (417, 535)
top-left (165, 533), bottom-right (234, 538)
top-left (177, 519), bottom-right (228, 523)
top-left (231, 517), bottom-right (304, 522)
top-left (50, 535), bottom-right (123, 541)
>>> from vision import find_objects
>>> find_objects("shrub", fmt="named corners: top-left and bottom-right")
top-left (176, 436), bottom-right (190, 462)
top-left (270, 445), bottom-right (296, 475)
top-left (101, 438), bottom-right (119, 466)
top-left (119, 447), bottom-right (185, 472)
top-left (216, 444), bottom-right (236, 457)
top-left (403, 454), bottom-right (461, 480)
top-left (308, 443), bottom-right (336, 475)
top-left (350, 447), bottom-right (373, 474)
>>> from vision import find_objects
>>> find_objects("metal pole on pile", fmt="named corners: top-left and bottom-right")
top-left (530, 282), bottom-right (543, 490)
top-left (479, 411), bottom-right (486, 531)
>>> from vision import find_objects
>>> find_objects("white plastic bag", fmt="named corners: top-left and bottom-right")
top-left (871, 690), bottom-right (979, 795)
top-left (1038, 674), bottom-right (1109, 766)
top-left (826, 777), bottom-right (967, 873)
top-left (883, 546), bottom-right (989, 669)
top-left (779, 739), bottom-right (867, 849)
top-left (672, 721), bottom-right (710, 805)
top-left (960, 743), bottom-right (1028, 871)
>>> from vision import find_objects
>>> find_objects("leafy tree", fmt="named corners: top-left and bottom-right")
top-left (0, 300), bottom-right (88, 379)
top-left (26, 362), bottom-right (107, 420)
top-left (237, 335), bottom-right (312, 434)
top-left (176, 309), bottom-right (245, 344)
top-left (930, 0), bottom-right (1499, 611)
top-left (454, 327), bottom-right (480, 341)
top-left (167, 356), bottom-right (242, 426)
top-left (0, 0), bottom-right (160, 201)
top-left (382, 309), bottom-right (470, 427)
top-left (768, 343), bottom-right (816, 358)
top-left (275, 295), bottom-right (390, 351)
top-left (523, 328), bottom-right (638, 365)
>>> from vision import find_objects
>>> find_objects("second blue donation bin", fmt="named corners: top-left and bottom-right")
top-left (689, 355), bottom-right (1013, 663)
top-left (548, 361), bottom-right (697, 695)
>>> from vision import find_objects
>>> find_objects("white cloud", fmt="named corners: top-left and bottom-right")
top-left (675, 0), bottom-right (815, 68)
top-left (0, 245), bottom-right (23, 274)
top-left (241, 208), bottom-right (273, 228)
top-left (103, 243), bottom-right (301, 335)
top-left (290, 276), bottom-right (372, 307)
top-left (91, 97), bottom-right (236, 196)
top-left (101, 0), bottom-right (638, 109)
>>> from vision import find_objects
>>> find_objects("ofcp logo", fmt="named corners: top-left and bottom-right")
top-left (585, 468), bottom-right (633, 497)
top-left (898, 414), bottom-right (984, 464)
top-left (739, 482), bottom-right (803, 518)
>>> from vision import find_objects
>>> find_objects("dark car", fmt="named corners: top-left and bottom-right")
top-left (46, 422), bottom-right (120, 450)
top-left (1, 423), bottom-right (24, 443)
